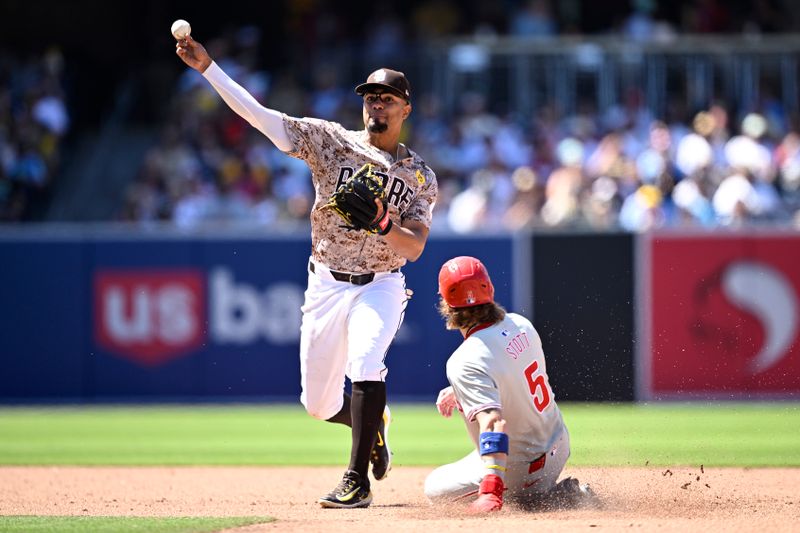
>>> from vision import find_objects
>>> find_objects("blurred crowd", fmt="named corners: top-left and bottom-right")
top-left (4, 0), bottom-right (794, 230)
top-left (0, 49), bottom-right (69, 221)
top-left (419, 95), bottom-right (800, 232)
top-left (121, 26), bottom-right (800, 232)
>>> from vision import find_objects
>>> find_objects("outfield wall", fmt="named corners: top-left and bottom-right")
top-left (0, 229), bottom-right (518, 402)
top-left (1, 227), bottom-right (798, 402)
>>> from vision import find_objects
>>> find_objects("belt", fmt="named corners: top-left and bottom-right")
top-left (309, 261), bottom-right (399, 286)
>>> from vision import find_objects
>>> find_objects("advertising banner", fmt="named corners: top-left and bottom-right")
top-left (639, 232), bottom-right (800, 400)
top-left (0, 232), bottom-right (513, 401)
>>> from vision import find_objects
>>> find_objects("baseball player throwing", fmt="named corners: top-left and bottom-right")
top-left (425, 256), bottom-right (591, 512)
top-left (176, 35), bottom-right (437, 508)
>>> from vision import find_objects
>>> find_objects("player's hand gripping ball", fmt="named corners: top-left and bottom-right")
top-left (171, 19), bottom-right (191, 39)
top-left (325, 163), bottom-right (393, 235)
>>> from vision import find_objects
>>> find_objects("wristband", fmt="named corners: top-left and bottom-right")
top-left (479, 432), bottom-right (509, 456)
top-left (376, 211), bottom-right (393, 235)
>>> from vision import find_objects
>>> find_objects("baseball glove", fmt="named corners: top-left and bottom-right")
top-left (325, 163), bottom-right (393, 235)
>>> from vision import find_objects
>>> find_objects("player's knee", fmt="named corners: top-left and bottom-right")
top-left (302, 402), bottom-right (334, 420)
top-left (423, 473), bottom-right (446, 502)
top-left (423, 477), bottom-right (438, 502)
top-left (300, 396), bottom-right (335, 420)
top-left (304, 407), bottom-right (330, 420)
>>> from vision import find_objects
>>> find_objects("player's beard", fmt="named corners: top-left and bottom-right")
top-left (368, 117), bottom-right (388, 133)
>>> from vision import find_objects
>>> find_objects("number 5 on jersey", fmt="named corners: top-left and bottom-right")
top-left (524, 361), bottom-right (551, 413)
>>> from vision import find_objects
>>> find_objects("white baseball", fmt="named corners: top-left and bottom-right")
top-left (171, 19), bottom-right (191, 40)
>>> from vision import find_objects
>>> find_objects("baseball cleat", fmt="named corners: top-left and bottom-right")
top-left (370, 405), bottom-right (392, 480)
top-left (467, 474), bottom-right (505, 514)
top-left (550, 477), bottom-right (598, 508)
top-left (319, 470), bottom-right (373, 509)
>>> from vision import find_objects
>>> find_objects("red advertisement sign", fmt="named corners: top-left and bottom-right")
top-left (642, 234), bottom-right (800, 399)
top-left (94, 270), bottom-right (206, 366)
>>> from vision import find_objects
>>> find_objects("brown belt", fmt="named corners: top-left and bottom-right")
top-left (309, 261), bottom-right (399, 286)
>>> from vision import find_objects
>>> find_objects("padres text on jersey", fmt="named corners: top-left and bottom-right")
top-left (283, 116), bottom-right (438, 273)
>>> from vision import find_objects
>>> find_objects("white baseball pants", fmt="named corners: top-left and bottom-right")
top-left (299, 259), bottom-right (407, 420)
top-left (424, 424), bottom-right (571, 503)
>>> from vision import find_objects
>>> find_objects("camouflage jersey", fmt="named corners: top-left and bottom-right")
top-left (282, 115), bottom-right (438, 273)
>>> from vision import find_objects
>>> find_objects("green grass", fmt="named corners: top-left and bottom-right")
top-left (563, 403), bottom-right (800, 466)
top-left (0, 516), bottom-right (274, 533)
top-left (0, 403), bottom-right (798, 467)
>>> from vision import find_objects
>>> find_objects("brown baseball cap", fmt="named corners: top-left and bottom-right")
top-left (355, 68), bottom-right (411, 101)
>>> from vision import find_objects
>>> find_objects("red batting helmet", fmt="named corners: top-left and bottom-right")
top-left (438, 256), bottom-right (495, 308)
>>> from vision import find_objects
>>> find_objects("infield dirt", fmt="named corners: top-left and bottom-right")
top-left (2, 466), bottom-right (798, 532)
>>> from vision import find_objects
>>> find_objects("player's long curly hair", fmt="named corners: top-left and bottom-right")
top-left (438, 299), bottom-right (506, 331)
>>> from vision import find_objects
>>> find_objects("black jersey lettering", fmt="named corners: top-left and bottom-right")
top-left (335, 167), bottom-right (355, 189)
top-left (386, 176), bottom-right (406, 207)
top-left (398, 186), bottom-right (415, 209)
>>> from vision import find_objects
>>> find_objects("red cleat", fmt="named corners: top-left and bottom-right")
top-left (467, 474), bottom-right (505, 514)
